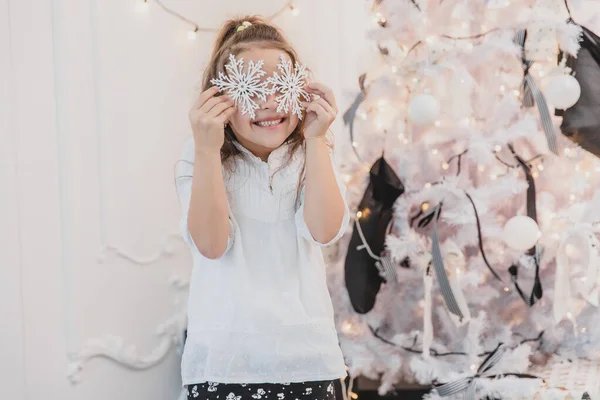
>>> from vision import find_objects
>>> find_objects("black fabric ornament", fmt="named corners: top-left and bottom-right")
top-left (344, 157), bottom-right (404, 314)
top-left (557, 19), bottom-right (600, 157)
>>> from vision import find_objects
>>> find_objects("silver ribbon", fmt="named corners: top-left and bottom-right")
top-left (354, 216), bottom-right (398, 284)
top-left (435, 344), bottom-right (506, 399)
top-left (375, 253), bottom-right (398, 283)
top-left (431, 204), bottom-right (464, 320)
top-left (514, 29), bottom-right (559, 155)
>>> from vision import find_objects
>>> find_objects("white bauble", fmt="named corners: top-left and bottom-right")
top-left (503, 216), bottom-right (541, 251)
top-left (544, 74), bottom-right (581, 110)
top-left (407, 94), bottom-right (441, 126)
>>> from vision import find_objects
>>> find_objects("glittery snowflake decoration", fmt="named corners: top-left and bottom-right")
top-left (210, 53), bottom-right (273, 119)
top-left (267, 54), bottom-right (312, 120)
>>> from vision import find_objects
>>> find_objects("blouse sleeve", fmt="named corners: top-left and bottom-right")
top-left (175, 137), bottom-right (235, 256)
top-left (294, 144), bottom-right (350, 247)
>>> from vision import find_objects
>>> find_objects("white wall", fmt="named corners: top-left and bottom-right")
top-left (0, 1), bottom-right (371, 399)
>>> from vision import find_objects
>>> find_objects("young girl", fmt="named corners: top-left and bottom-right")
top-left (175, 16), bottom-right (350, 400)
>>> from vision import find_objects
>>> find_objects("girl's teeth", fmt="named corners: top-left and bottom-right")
top-left (257, 119), bottom-right (282, 127)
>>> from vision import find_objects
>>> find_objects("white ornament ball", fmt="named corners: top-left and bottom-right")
top-left (503, 216), bottom-right (541, 251)
top-left (407, 94), bottom-right (441, 126)
top-left (544, 74), bottom-right (581, 110)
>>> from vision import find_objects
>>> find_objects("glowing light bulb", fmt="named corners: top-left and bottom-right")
top-left (188, 29), bottom-right (197, 40)
top-left (356, 211), bottom-right (363, 218)
top-left (565, 148), bottom-right (571, 155)
top-left (494, 145), bottom-right (502, 152)
top-left (538, 164), bottom-right (544, 171)
top-left (504, 287), bottom-right (510, 292)
top-left (432, 148), bottom-right (439, 155)
top-left (343, 174), bottom-right (351, 183)
top-left (350, 392), bottom-right (359, 400)
top-left (424, 182), bottom-right (432, 189)
top-left (421, 202), bottom-right (430, 211)
top-left (290, 5), bottom-right (300, 16)
top-left (352, 141), bottom-right (358, 148)
top-left (532, 171), bottom-right (539, 178)
top-left (342, 321), bottom-right (354, 334)
top-left (442, 162), bottom-right (449, 170)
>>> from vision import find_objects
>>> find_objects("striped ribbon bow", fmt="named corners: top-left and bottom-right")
top-left (434, 344), bottom-right (506, 400)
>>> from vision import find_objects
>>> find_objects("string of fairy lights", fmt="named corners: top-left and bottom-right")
top-left (135, 0), bottom-right (301, 40)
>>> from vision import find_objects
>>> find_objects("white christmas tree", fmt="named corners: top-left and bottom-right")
top-left (331, 0), bottom-right (600, 398)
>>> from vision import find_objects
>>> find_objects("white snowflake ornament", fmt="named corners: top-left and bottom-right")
top-left (267, 54), bottom-right (312, 120)
top-left (210, 53), bottom-right (273, 119)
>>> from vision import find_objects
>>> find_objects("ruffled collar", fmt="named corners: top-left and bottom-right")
top-left (229, 139), bottom-right (305, 183)
top-left (232, 140), bottom-right (292, 166)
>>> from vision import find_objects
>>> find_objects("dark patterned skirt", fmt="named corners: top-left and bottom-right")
top-left (186, 380), bottom-right (336, 400)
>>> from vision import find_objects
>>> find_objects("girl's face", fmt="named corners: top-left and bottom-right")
top-left (227, 48), bottom-right (300, 160)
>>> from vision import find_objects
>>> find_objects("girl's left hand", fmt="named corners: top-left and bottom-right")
top-left (301, 82), bottom-right (338, 139)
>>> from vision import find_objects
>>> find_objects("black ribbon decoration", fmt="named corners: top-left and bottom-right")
top-left (464, 192), bottom-right (503, 281)
top-left (507, 144), bottom-right (543, 306)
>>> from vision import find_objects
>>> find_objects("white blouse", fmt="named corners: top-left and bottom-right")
top-left (175, 136), bottom-right (350, 386)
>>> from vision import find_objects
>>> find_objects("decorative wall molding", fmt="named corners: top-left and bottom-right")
top-left (67, 306), bottom-right (187, 384)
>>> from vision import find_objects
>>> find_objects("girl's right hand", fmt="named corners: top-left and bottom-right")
top-left (189, 86), bottom-right (236, 152)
